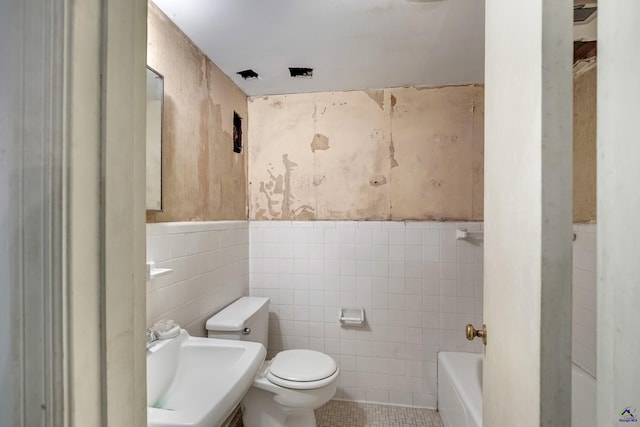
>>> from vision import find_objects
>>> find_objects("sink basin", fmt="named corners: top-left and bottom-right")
top-left (147, 330), bottom-right (266, 427)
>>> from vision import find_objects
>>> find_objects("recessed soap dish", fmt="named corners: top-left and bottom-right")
top-left (147, 261), bottom-right (172, 281)
top-left (339, 307), bottom-right (365, 327)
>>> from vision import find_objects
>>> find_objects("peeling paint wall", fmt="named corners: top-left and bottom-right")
top-left (146, 2), bottom-right (248, 222)
top-left (573, 65), bottom-right (597, 223)
top-left (146, 3), bottom-right (594, 224)
top-left (248, 85), bottom-right (484, 221)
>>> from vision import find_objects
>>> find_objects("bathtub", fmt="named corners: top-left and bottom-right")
top-left (437, 352), bottom-right (596, 427)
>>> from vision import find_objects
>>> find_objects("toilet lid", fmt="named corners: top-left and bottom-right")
top-left (268, 349), bottom-right (337, 382)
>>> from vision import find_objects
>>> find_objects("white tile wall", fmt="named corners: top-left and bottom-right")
top-left (249, 221), bottom-right (484, 408)
top-left (144, 219), bottom-right (597, 407)
top-left (572, 223), bottom-right (597, 377)
top-left (146, 221), bottom-right (249, 336)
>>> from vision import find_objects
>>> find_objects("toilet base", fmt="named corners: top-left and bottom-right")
top-left (241, 385), bottom-right (320, 427)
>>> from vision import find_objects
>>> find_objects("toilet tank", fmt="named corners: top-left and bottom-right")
top-left (205, 297), bottom-right (269, 349)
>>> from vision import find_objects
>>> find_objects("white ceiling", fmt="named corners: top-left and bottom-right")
top-left (152, 0), bottom-right (486, 96)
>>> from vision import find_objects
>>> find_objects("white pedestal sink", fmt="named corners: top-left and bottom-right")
top-left (147, 330), bottom-right (266, 427)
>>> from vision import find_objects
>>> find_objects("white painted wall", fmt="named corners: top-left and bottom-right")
top-left (2, 0), bottom-right (147, 424)
top-left (67, 1), bottom-right (105, 422)
top-left (484, 0), bottom-right (573, 425)
top-left (597, 1), bottom-right (640, 423)
top-left (0, 1), bottom-right (51, 423)
top-left (101, 1), bottom-right (148, 424)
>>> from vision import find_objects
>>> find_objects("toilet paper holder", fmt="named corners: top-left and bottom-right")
top-left (339, 307), bottom-right (365, 327)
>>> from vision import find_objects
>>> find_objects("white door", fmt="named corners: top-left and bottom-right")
top-left (597, 1), bottom-right (640, 424)
top-left (482, 0), bottom-right (573, 425)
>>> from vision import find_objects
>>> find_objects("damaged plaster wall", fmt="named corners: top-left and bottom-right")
top-left (573, 65), bottom-right (596, 223)
top-left (146, 2), bottom-right (248, 222)
top-left (145, 2), bottom-right (594, 224)
top-left (389, 86), bottom-right (484, 220)
top-left (248, 85), bottom-right (484, 221)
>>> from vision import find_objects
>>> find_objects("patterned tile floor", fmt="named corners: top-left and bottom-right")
top-left (229, 399), bottom-right (444, 426)
top-left (315, 400), bottom-right (444, 427)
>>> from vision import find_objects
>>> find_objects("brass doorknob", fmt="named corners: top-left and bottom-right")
top-left (466, 323), bottom-right (487, 345)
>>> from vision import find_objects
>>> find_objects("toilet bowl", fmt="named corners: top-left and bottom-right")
top-left (206, 297), bottom-right (340, 427)
top-left (241, 351), bottom-right (339, 427)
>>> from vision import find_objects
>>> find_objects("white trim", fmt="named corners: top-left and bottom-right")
top-left (0, 0), bottom-right (67, 424)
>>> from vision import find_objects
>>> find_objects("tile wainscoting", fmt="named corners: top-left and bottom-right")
top-left (249, 220), bottom-right (598, 407)
top-left (146, 221), bottom-right (249, 336)
top-left (143, 220), bottom-right (596, 408)
top-left (249, 221), bottom-right (485, 408)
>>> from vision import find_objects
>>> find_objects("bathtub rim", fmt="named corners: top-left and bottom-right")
top-left (438, 351), bottom-right (483, 427)
top-left (437, 351), bottom-right (597, 427)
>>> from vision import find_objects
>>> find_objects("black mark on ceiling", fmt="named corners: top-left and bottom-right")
top-left (233, 112), bottom-right (243, 153)
top-left (237, 69), bottom-right (259, 80)
top-left (289, 67), bottom-right (313, 78)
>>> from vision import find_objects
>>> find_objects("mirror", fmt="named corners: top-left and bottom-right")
top-left (146, 66), bottom-right (164, 211)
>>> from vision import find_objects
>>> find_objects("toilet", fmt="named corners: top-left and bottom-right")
top-left (206, 297), bottom-right (340, 427)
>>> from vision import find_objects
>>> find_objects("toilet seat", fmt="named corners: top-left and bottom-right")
top-left (265, 350), bottom-right (338, 390)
